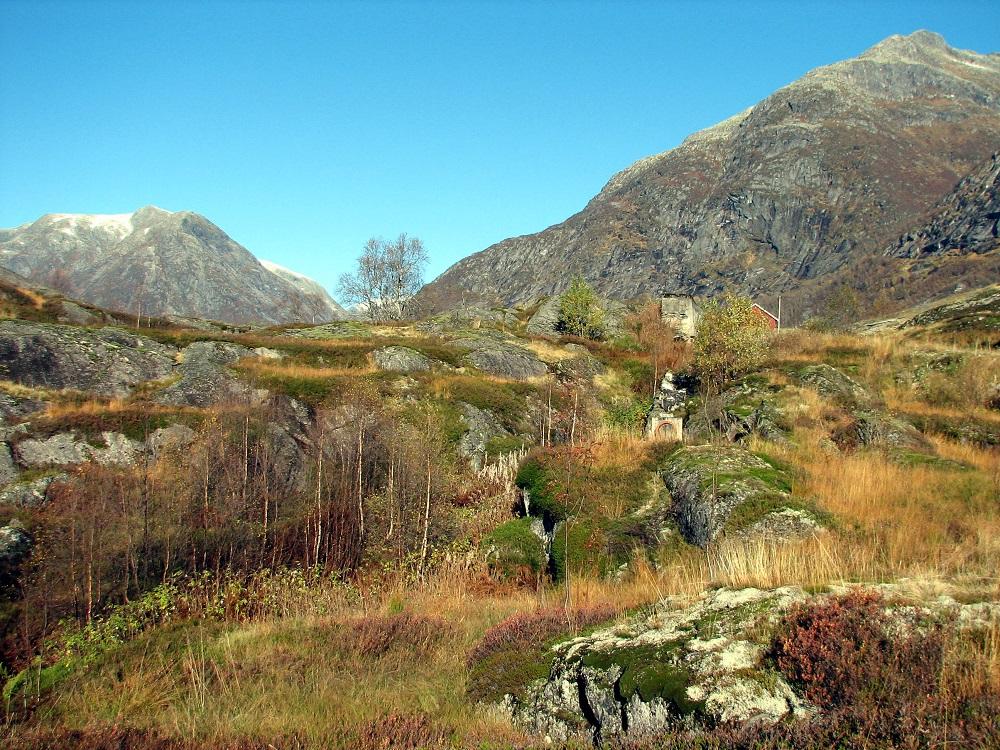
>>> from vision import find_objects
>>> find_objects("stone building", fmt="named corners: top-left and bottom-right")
top-left (659, 294), bottom-right (699, 339)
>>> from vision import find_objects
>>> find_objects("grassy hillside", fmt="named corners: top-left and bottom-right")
top-left (0, 283), bottom-right (998, 748)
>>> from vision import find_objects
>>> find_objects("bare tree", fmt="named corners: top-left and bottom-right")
top-left (337, 233), bottom-right (428, 322)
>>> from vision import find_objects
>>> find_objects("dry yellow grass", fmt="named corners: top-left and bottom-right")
top-left (586, 426), bottom-right (649, 467)
top-left (523, 339), bottom-right (578, 364)
top-left (749, 430), bottom-right (1000, 591)
top-left (235, 358), bottom-right (375, 379)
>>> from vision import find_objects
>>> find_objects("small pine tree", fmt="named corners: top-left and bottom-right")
top-left (557, 277), bottom-right (606, 339)
top-left (693, 295), bottom-right (771, 394)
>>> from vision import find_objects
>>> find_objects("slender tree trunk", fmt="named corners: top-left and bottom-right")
top-left (420, 455), bottom-right (431, 578)
top-left (570, 389), bottom-right (579, 447)
top-left (357, 421), bottom-right (365, 543)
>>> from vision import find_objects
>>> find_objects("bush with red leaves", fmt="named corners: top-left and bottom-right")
top-left (770, 590), bottom-right (944, 709)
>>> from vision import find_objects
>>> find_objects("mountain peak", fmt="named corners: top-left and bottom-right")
top-left (859, 29), bottom-right (992, 67)
top-left (418, 30), bottom-right (1000, 318)
top-left (0, 208), bottom-right (346, 324)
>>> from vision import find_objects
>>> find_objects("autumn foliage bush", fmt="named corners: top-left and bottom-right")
top-left (769, 590), bottom-right (944, 710)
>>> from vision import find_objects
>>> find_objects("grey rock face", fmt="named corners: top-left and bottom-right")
top-left (0, 320), bottom-right (176, 398)
top-left (659, 445), bottom-right (817, 547)
top-left (0, 392), bottom-right (44, 423)
top-left (155, 341), bottom-right (267, 408)
top-left (419, 32), bottom-right (1000, 318)
top-left (0, 443), bottom-right (20, 486)
top-left (147, 424), bottom-right (197, 457)
top-left (0, 206), bottom-right (347, 325)
top-left (0, 520), bottom-right (32, 568)
top-left (0, 474), bottom-right (67, 507)
top-left (458, 402), bottom-right (510, 468)
top-left (455, 337), bottom-right (548, 380)
top-left (887, 151), bottom-right (999, 260)
top-left (372, 345), bottom-right (432, 373)
top-left (798, 364), bottom-right (875, 409)
top-left (525, 297), bottom-right (562, 336)
top-left (57, 300), bottom-right (101, 326)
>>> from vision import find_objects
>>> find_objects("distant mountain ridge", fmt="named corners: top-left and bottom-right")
top-left (0, 206), bottom-right (345, 325)
top-left (418, 31), bottom-right (1000, 320)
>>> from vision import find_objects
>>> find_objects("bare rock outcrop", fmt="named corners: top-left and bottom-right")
top-left (0, 320), bottom-right (176, 398)
top-left (155, 341), bottom-right (268, 408)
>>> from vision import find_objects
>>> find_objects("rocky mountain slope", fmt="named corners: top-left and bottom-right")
top-left (419, 31), bottom-right (1000, 319)
top-left (886, 151), bottom-right (999, 260)
top-left (0, 206), bottom-right (346, 325)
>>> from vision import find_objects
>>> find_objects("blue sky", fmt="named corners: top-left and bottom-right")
top-left (2, 1), bottom-right (998, 301)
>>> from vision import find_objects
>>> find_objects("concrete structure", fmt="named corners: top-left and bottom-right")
top-left (645, 372), bottom-right (688, 442)
top-left (659, 294), bottom-right (699, 339)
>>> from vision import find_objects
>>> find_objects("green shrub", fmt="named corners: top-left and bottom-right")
top-left (481, 518), bottom-right (547, 577)
top-left (515, 457), bottom-right (569, 525)
top-left (693, 295), bottom-right (771, 394)
top-left (550, 518), bottom-right (596, 582)
top-left (556, 277), bottom-right (606, 340)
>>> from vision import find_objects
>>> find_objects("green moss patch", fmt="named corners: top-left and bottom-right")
top-left (481, 518), bottom-right (546, 577)
top-left (581, 642), bottom-right (704, 715)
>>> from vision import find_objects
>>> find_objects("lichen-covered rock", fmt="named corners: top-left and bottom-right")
top-left (797, 364), bottom-right (875, 409)
top-left (15, 431), bottom-right (146, 468)
top-left (15, 432), bottom-right (94, 467)
top-left (0, 473), bottom-right (67, 507)
top-left (508, 587), bottom-right (812, 743)
top-left (555, 343), bottom-right (606, 380)
top-left (833, 409), bottom-right (931, 452)
top-left (283, 321), bottom-right (373, 339)
top-left (372, 345), bottom-right (432, 373)
top-left (0, 443), bottom-right (19, 486)
top-left (458, 402), bottom-right (510, 469)
top-left (505, 585), bottom-right (1000, 744)
top-left (659, 445), bottom-right (818, 547)
top-left (688, 377), bottom-right (791, 444)
top-left (146, 423), bottom-right (197, 457)
top-left (739, 508), bottom-right (824, 542)
top-left (903, 286), bottom-right (1000, 332)
top-left (155, 341), bottom-right (268, 408)
top-left (459, 340), bottom-right (547, 380)
top-left (93, 431), bottom-right (145, 467)
top-left (417, 306), bottom-right (518, 333)
top-left (0, 320), bottom-right (176, 398)
top-left (0, 519), bottom-right (32, 572)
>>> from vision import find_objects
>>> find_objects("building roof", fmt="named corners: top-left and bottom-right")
top-left (751, 302), bottom-right (778, 322)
